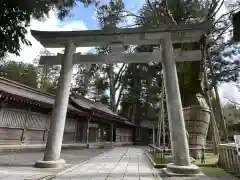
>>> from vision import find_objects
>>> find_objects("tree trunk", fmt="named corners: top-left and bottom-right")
top-left (157, 80), bottom-right (165, 147)
top-left (213, 85), bottom-right (228, 142)
top-left (40, 66), bottom-right (48, 92)
top-left (157, 111), bottom-right (162, 147)
top-left (207, 50), bottom-right (228, 142)
top-left (109, 64), bottom-right (116, 112)
top-left (204, 73), bottom-right (220, 154)
top-left (162, 105), bottom-right (166, 148)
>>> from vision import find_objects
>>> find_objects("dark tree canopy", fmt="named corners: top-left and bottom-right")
top-left (0, 0), bottom-right (98, 58)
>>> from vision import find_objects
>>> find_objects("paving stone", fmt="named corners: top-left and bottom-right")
top-left (54, 147), bottom-right (158, 180)
top-left (0, 148), bottom-right (107, 180)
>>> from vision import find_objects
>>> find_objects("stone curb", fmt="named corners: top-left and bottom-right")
top-left (144, 151), bottom-right (157, 167)
top-left (144, 151), bottom-right (162, 180)
top-left (144, 151), bottom-right (217, 168)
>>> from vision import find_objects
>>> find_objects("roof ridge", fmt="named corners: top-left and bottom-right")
top-left (71, 93), bottom-right (97, 105)
top-left (0, 77), bottom-right (54, 98)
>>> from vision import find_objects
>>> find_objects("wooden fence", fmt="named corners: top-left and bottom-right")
top-left (218, 143), bottom-right (240, 175)
top-left (0, 108), bottom-right (77, 144)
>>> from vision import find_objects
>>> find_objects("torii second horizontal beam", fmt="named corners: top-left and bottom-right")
top-left (39, 49), bottom-right (201, 66)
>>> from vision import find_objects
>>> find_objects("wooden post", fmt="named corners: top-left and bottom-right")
top-left (110, 123), bottom-right (114, 142)
top-left (74, 119), bottom-right (77, 143)
top-left (86, 118), bottom-right (90, 144)
top-left (43, 115), bottom-right (49, 143)
top-left (98, 127), bottom-right (101, 143)
top-left (21, 108), bottom-right (30, 144)
top-left (153, 125), bottom-right (155, 145)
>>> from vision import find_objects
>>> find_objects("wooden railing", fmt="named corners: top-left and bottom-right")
top-left (218, 143), bottom-right (240, 175)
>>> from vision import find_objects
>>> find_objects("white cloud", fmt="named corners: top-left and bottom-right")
top-left (218, 83), bottom-right (240, 105)
top-left (8, 11), bottom-right (90, 64)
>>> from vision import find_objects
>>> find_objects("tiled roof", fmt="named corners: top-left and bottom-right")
top-left (0, 78), bottom-right (134, 127)
top-left (70, 95), bottom-right (125, 118)
top-left (0, 78), bottom-right (78, 112)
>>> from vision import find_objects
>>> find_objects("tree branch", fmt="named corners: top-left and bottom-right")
top-left (114, 63), bottom-right (127, 86)
top-left (116, 85), bottom-right (125, 109)
top-left (122, 10), bottom-right (144, 20)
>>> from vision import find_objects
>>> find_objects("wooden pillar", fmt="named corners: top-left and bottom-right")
top-left (21, 107), bottom-right (31, 144)
top-left (43, 115), bottom-right (49, 143)
top-left (86, 117), bottom-right (90, 144)
top-left (97, 126), bottom-right (101, 143)
top-left (110, 123), bottom-right (114, 142)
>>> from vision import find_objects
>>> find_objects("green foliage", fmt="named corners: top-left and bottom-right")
top-left (97, 0), bottom-right (125, 29)
top-left (0, 0), bottom-right (98, 58)
top-left (33, 48), bottom-right (60, 94)
top-left (88, 0), bottom-right (126, 110)
top-left (0, 60), bottom-right (38, 88)
top-left (0, 3), bottom-right (31, 58)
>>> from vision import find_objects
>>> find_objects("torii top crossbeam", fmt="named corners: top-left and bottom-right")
top-left (31, 21), bottom-right (211, 48)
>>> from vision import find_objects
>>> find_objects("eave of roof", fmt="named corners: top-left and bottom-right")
top-left (0, 78), bottom-right (134, 125)
top-left (0, 78), bottom-right (80, 113)
top-left (70, 96), bottom-right (134, 126)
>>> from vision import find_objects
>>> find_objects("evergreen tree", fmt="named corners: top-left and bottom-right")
top-left (0, 60), bottom-right (38, 88)
top-left (33, 48), bottom-right (61, 94)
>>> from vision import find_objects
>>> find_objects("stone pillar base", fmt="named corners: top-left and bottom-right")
top-left (35, 159), bottom-right (66, 168)
top-left (161, 163), bottom-right (202, 177)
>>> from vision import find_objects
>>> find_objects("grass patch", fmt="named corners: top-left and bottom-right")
top-left (150, 152), bottom-right (236, 178)
top-left (151, 152), bottom-right (173, 164)
top-left (193, 153), bottom-right (218, 165)
top-left (150, 152), bottom-right (218, 165)
top-left (200, 167), bottom-right (231, 177)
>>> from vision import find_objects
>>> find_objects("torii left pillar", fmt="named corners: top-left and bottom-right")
top-left (35, 41), bottom-right (76, 168)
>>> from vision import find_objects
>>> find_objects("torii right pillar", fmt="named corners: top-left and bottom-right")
top-left (161, 35), bottom-right (200, 176)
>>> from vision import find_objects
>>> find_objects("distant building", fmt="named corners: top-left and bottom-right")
top-left (223, 104), bottom-right (240, 140)
top-left (0, 77), bottom-right (135, 145)
top-left (223, 105), bottom-right (240, 125)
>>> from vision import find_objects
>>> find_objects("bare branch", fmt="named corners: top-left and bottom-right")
top-left (213, 24), bottom-right (232, 42)
top-left (116, 85), bottom-right (125, 109)
top-left (209, 0), bottom-right (225, 20)
top-left (161, 0), bottom-right (177, 25)
top-left (122, 10), bottom-right (144, 19)
top-left (213, 6), bottom-right (240, 27)
top-left (114, 63), bottom-right (127, 86)
top-left (225, 97), bottom-right (240, 106)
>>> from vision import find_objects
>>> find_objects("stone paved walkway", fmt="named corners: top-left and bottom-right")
top-left (0, 148), bottom-right (108, 180)
top-left (54, 147), bottom-right (158, 180)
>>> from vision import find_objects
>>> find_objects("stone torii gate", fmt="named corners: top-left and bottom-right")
top-left (31, 22), bottom-right (210, 176)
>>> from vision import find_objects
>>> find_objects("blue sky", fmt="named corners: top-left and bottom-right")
top-left (59, 0), bottom-right (145, 30)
